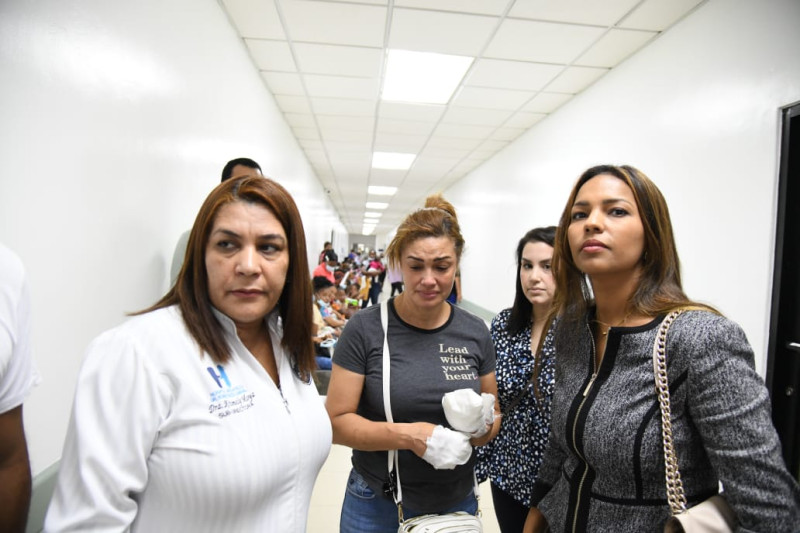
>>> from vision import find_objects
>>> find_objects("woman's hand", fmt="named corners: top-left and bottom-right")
top-left (523, 507), bottom-right (548, 533)
top-left (404, 421), bottom-right (437, 457)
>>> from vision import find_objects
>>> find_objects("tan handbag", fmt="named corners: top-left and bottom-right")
top-left (653, 311), bottom-right (738, 533)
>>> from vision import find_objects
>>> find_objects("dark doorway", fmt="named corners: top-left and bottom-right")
top-left (767, 101), bottom-right (800, 481)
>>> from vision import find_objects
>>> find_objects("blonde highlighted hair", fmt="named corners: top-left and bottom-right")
top-left (385, 193), bottom-right (465, 268)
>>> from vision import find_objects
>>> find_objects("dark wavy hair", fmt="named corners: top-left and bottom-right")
top-left (137, 176), bottom-right (314, 378)
top-left (507, 226), bottom-right (557, 336)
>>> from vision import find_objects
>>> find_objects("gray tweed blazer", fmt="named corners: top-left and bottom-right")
top-left (531, 310), bottom-right (799, 532)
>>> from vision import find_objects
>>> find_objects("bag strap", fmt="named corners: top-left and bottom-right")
top-left (379, 299), bottom-right (480, 521)
top-left (380, 301), bottom-right (404, 505)
top-left (652, 309), bottom-right (688, 516)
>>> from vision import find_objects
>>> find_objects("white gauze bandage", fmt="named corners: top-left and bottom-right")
top-left (442, 388), bottom-right (496, 438)
top-left (421, 425), bottom-right (473, 470)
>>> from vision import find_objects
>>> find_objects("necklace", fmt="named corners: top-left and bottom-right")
top-left (594, 310), bottom-right (632, 336)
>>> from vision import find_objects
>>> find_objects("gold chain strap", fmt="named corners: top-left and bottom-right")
top-left (653, 309), bottom-right (688, 516)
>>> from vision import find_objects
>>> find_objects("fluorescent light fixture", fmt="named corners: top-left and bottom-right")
top-left (364, 211), bottom-right (383, 218)
top-left (366, 202), bottom-right (389, 210)
top-left (382, 49), bottom-right (473, 105)
top-left (368, 185), bottom-right (398, 196)
top-left (362, 224), bottom-right (376, 235)
top-left (372, 152), bottom-right (416, 170)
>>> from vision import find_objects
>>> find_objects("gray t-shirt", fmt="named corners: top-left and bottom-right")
top-left (333, 297), bottom-right (496, 513)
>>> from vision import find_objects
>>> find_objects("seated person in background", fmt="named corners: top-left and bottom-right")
top-left (318, 242), bottom-right (332, 265)
top-left (312, 250), bottom-right (338, 284)
top-left (311, 317), bottom-right (334, 371)
top-left (339, 285), bottom-right (360, 319)
top-left (313, 276), bottom-right (345, 333)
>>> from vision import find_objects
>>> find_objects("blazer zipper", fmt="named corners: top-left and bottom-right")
top-left (571, 323), bottom-right (600, 533)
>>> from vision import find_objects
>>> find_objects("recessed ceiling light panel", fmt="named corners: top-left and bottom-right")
top-left (367, 185), bottom-right (398, 196)
top-left (382, 49), bottom-right (473, 105)
top-left (372, 152), bottom-right (416, 170)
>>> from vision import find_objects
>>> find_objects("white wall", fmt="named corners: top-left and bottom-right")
top-left (447, 0), bottom-right (800, 377)
top-left (0, 0), bottom-right (344, 475)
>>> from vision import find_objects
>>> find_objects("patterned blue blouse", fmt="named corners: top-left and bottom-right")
top-left (475, 308), bottom-right (556, 506)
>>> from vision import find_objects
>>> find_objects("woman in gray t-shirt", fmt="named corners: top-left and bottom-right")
top-left (326, 194), bottom-right (501, 533)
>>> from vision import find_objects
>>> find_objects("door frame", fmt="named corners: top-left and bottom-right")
top-left (766, 100), bottom-right (800, 478)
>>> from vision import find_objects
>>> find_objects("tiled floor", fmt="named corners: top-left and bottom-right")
top-left (307, 442), bottom-right (501, 533)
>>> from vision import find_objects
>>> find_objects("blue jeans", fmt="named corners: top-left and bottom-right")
top-left (339, 468), bottom-right (478, 533)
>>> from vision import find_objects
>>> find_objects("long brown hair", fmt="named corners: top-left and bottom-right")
top-left (551, 164), bottom-right (715, 325)
top-left (532, 165), bottom-right (715, 402)
top-left (137, 176), bottom-right (315, 377)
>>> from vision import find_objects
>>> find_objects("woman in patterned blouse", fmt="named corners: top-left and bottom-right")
top-left (476, 226), bottom-right (557, 532)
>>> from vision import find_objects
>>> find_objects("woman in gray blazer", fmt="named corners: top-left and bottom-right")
top-left (525, 164), bottom-right (799, 532)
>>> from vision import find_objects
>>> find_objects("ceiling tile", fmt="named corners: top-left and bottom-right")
top-left (389, 8), bottom-right (498, 56)
top-left (303, 148), bottom-right (329, 166)
top-left (471, 148), bottom-right (505, 159)
top-left (476, 139), bottom-right (509, 153)
top-left (427, 135), bottom-right (483, 150)
top-left (419, 145), bottom-right (472, 159)
top-left (328, 153), bottom-right (371, 173)
top-left (440, 106), bottom-right (512, 126)
top-left (503, 111), bottom-right (546, 129)
top-left (466, 58), bottom-right (564, 92)
top-left (395, 0), bottom-right (511, 16)
top-left (317, 115), bottom-right (375, 132)
top-left (273, 94), bottom-right (312, 113)
top-left (373, 132), bottom-right (428, 152)
top-left (261, 71), bottom-right (305, 94)
top-left (452, 86), bottom-right (534, 110)
top-left (284, 113), bottom-right (316, 128)
top-left (298, 138), bottom-right (323, 150)
top-left (619, 0), bottom-right (705, 31)
top-left (449, 158), bottom-right (484, 175)
top-left (280, 1), bottom-right (387, 47)
top-left (522, 92), bottom-right (572, 113)
top-left (433, 123), bottom-right (495, 139)
top-left (575, 28), bottom-right (657, 67)
top-left (546, 66), bottom-right (607, 93)
top-left (376, 118), bottom-right (437, 136)
top-left (321, 140), bottom-right (371, 153)
top-left (246, 39), bottom-right (297, 71)
top-left (368, 168), bottom-right (408, 185)
top-left (491, 127), bottom-right (526, 142)
top-left (320, 128), bottom-right (373, 143)
top-left (293, 43), bottom-right (383, 77)
top-left (406, 156), bottom-right (461, 179)
top-left (292, 126), bottom-right (320, 140)
top-left (378, 102), bottom-right (446, 122)
top-left (222, 0), bottom-right (285, 39)
top-left (311, 97), bottom-right (376, 116)
top-left (303, 74), bottom-right (380, 99)
top-left (485, 19), bottom-right (606, 64)
top-left (508, 0), bottom-right (641, 26)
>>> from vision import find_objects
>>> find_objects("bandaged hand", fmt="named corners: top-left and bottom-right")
top-left (442, 388), bottom-right (497, 438)
top-left (422, 425), bottom-right (472, 470)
